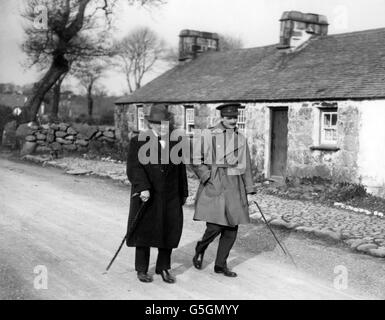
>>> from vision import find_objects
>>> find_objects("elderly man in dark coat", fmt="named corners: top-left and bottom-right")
top-left (126, 105), bottom-right (188, 284)
top-left (190, 103), bottom-right (256, 278)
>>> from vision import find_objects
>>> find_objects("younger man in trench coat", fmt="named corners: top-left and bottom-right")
top-left (126, 105), bottom-right (188, 284)
top-left (190, 103), bottom-right (256, 277)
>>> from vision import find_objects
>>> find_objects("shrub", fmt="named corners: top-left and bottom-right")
top-left (0, 105), bottom-right (14, 145)
top-left (0, 104), bottom-right (13, 127)
top-left (331, 182), bottom-right (367, 201)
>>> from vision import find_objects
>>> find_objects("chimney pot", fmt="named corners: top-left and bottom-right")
top-left (278, 11), bottom-right (328, 50)
top-left (178, 29), bottom-right (219, 62)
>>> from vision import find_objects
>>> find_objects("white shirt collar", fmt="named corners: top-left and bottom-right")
top-left (152, 129), bottom-right (166, 148)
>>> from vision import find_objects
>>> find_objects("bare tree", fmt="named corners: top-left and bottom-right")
top-left (72, 59), bottom-right (107, 119)
top-left (21, 0), bottom-right (165, 123)
top-left (49, 73), bottom-right (68, 121)
top-left (218, 33), bottom-right (244, 51)
top-left (113, 26), bottom-right (166, 93)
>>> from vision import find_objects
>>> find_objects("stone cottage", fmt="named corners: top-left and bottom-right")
top-left (115, 11), bottom-right (385, 197)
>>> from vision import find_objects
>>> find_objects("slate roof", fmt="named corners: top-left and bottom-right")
top-left (116, 27), bottom-right (385, 104)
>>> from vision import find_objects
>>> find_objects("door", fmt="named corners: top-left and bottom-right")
top-left (270, 107), bottom-right (288, 178)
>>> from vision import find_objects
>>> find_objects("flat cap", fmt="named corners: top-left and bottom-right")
top-left (216, 103), bottom-right (242, 117)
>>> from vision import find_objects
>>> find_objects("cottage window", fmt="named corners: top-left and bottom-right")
top-left (320, 109), bottom-right (338, 145)
top-left (137, 105), bottom-right (145, 131)
top-left (185, 106), bottom-right (195, 134)
top-left (237, 107), bottom-right (246, 132)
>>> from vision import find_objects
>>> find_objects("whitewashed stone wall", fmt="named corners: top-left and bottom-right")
top-left (358, 100), bottom-right (385, 197)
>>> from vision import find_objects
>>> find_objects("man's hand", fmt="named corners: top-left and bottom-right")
top-left (140, 190), bottom-right (150, 202)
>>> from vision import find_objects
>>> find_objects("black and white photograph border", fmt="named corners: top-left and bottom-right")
top-left (1, 0), bottom-right (385, 303)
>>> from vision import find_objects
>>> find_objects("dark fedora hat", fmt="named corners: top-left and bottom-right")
top-left (145, 105), bottom-right (170, 124)
top-left (216, 103), bottom-right (242, 117)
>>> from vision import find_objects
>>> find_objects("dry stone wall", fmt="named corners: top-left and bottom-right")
top-left (16, 122), bottom-right (117, 155)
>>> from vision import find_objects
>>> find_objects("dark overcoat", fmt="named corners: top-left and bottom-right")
top-left (126, 130), bottom-right (188, 249)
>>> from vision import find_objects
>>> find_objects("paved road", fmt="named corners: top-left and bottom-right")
top-left (0, 157), bottom-right (384, 300)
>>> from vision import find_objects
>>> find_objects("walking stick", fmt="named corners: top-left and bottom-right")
top-left (253, 200), bottom-right (298, 268)
top-left (104, 194), bottom-right (146, 273)
top-left (105, 234), bottom-right (127, 272)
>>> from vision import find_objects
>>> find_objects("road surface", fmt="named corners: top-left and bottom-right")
top-left (0, 156), bottom-right (384, 300)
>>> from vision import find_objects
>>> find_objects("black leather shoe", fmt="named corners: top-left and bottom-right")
top-left (192, 251), bottom-right (205, 269)
top-left (214, 265), bottom-right (237, 277)
top-left (137, 271), bottom-right (153, 283)
top-left (156, 269), bottom-right (176, 284)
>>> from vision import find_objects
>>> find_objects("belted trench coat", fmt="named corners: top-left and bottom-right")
top-left (190, 122), bottom-right (256, 227)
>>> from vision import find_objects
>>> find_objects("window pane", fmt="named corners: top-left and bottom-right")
top-left (137, 106), bottom-right (144, 130)
top-left (238, 109), bottom-right (245, 122)
top-left (186, 108), bottom-right (194, 123)
top-left (332, 114), bottom-right (337, 126)
top-left (185, 107), bottom-right (195, 133)
top-left (332, 129), bottom-right (337, 141)
top-left (324, 114), bottom-right (331, 126)
top-left (325, 129), bottom-right (332, 140)
top-left (238, 109), bottom-right (246, 126)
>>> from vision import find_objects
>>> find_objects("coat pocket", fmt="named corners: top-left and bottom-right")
top-left (204, 168), bottom-right (222, 197)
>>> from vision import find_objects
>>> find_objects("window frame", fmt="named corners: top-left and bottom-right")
top-left (137, 105), bottom-right (145, 131)
top-left (184, 105), bottom-right (195, 134)
top-left (237, 107), bottom-right (246, 132)
top-left (319, 107), bottom-right (338, 146)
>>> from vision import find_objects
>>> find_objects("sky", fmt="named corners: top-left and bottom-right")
top-left (1, 0), bottom-right (385, 96)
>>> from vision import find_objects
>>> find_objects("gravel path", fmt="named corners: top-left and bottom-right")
top-left (2, 156), bottom-right (384, 299)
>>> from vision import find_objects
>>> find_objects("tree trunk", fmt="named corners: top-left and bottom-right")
top-left (51, 74), bottom-right (66, 121)
top-left (51, 84), bottom-right (60, 121)
top-left (0, 127), bottom-right (3, 146)
top-left (126, 73), bottom-right (133, 93)
top-left (24, 54), bottom-right (69, 123)
top-left (87, 83), bottom-right (94, 118)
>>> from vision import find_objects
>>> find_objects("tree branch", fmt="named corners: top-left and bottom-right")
top-left (63, 0), bottom-right (91, 40)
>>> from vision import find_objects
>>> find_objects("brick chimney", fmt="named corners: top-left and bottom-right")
top-left (178, 29), bottom-right (219, 62)
top-left (277, 11), bottom-right (328, 50)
